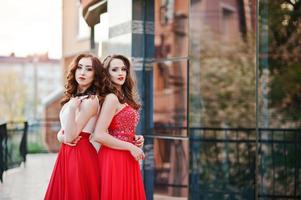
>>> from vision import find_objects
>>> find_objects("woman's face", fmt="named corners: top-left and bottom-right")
top-left (75, 57), bottom-right (95, 91)
top-left (108, 58), bottom-right (127, 86)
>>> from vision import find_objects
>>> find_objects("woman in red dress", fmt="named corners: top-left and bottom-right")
top-left (92, 54), bottom-right (146, 200)
top-left (44, 53), bottom-right (102, 200)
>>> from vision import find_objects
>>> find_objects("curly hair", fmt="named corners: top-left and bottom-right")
top-left (61, 53), bottom-right (103, 105)
top-left (100, 54), bottom-right (141, 110)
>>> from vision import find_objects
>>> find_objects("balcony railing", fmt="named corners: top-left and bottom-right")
top-left (144, 127), bottom-right (301, 199)
top-left (0, 122), bottom-right (28, 182)
top-left (190, 127), bottom-right (301, 199)
top-left (0, 120), bottom-right (60, 182)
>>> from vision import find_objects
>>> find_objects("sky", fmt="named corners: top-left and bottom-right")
top-left (0, 0), bottom-right (62, 59)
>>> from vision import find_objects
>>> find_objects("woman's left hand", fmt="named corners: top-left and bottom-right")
top-left (65, 136), bottom-right (82, 146)
top-left (135, 135), bottom-right (144, 148)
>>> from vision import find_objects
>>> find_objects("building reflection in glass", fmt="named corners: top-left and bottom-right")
top-left (189, 0), bottom-right (257, 199)
top-left (258, 0), bottom-right (301, 198)
top-left (153, 60), bottom-right (188, 198)
top-left (152, 0), bottom-right (189, 198)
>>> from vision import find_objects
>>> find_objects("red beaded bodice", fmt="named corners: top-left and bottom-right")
top-left (108, 104), bottom-right (139, 144)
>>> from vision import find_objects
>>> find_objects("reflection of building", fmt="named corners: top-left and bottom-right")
top-left (56, 1), bottom-right (300, 200)
top-left (153, 0), bottom-right (189, 197)
top-left (153, 0), bottom-right (256, 198)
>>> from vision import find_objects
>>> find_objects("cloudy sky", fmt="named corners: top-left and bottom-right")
top-left (0, 0), bottom-right (62, 58)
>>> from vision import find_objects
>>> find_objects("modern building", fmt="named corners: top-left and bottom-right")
top-left (54, 0), bottom-right (301, 199)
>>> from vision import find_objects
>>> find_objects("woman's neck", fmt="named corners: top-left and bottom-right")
top-left (115, 84), bottom-right (122, 91)
top-left (75, 86), bottom-right (90, 97)
top-left (77, 86), bottom-right (89, 94)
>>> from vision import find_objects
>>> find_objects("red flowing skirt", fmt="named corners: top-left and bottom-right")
top-left (44, 132), bottom-right (100, 200)
top-left (98, 146), bottom-right (146, 200)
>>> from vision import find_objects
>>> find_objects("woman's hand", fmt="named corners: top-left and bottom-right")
top-left (69, 97), bottom-right (82, 110)
top-left (57, 129), bottom-right (64, 143)
top-left (129, 143), bottom-right (145, 161)
top-left (135, 135), bottom-right (144, 148)
top-left (63, 96), bottom-right (98, 143)
top-left (65, 136), bottom-right (82, 146)
top-left (57, 129), bottom-right (81, 146)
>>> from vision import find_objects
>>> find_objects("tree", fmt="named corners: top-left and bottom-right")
top-left (261, 0), bottom-right (301, 127)
top-left (190, 26), bottom-right (256, 128)
top-left (0, 70), bottom-right (27, 122)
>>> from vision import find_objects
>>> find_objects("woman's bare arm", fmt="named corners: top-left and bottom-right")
top-left (63, 96), bottom-right (98, 143)
top-left (93, 94), bottom-right (144, 160)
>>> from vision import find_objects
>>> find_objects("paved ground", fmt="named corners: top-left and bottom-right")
top-left (0, 153), bottom-right (57, 200)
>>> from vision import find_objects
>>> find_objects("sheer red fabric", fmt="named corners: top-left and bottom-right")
top-left (44, 132), bottom-right (100, 200)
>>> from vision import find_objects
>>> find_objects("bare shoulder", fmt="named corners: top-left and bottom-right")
top-left (101, 93), bottom-right (119, 111)
top-left (104, 93), bottom-right (119, 103)
top-left (80, 95), bottom-right (99, 113)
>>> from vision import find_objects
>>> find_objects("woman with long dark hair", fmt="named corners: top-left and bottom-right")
top-left (44, 53), bottom-right (102, 200)
top-left (93, 54), bottom-right (146, 200)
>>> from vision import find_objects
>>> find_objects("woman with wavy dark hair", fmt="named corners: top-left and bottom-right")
top-left (92, 54), bottom-right (146, 200)
top-left (45, 53), bottom-right (102, 200)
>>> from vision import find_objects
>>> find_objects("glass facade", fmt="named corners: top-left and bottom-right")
top-left (189, 0), bottom-right (257, 199)
top-left (258, 0), bottom-right (301, 199)
top-left (142, 0), bottom-right (301, 199)
top-left (149, 0), bottom-right (189, 198)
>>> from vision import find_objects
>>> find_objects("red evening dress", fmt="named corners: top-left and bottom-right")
top-left (44, 100), bottom-right (100, 200)
top-left (98, 104), bottom-right (146, 200)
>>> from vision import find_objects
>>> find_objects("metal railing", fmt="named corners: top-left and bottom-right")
top-left (143, 127), bottom-right (301, 199)
top-left (190, 127), bottom-right (301, 199)
top-left (0, 119), bottom-right (61, 182)
top-left (0, 122), bottom-right (28, 182)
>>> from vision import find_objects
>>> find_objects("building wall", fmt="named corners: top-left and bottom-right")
top-left (43, 99), bottom-right (61, 152)
top-left (62, 0), bottom-right (90, 58)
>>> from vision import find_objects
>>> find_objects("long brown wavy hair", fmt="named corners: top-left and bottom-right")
top-left (100, 54), bottom-right (141, 110)
top-left (61, 53), bottom-right (103, 105)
